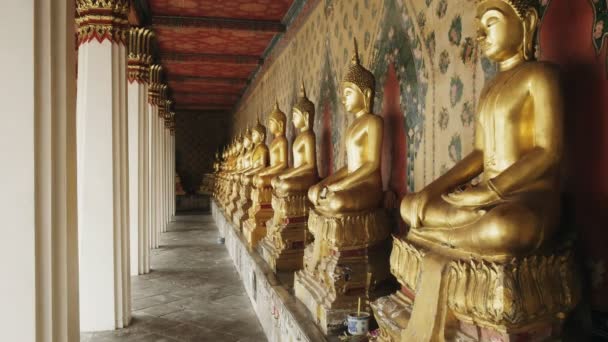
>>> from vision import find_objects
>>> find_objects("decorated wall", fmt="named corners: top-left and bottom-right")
top-left (229, 0), bottom-right (608, 328)
top-left (176, 110), bottom-right (230, 194)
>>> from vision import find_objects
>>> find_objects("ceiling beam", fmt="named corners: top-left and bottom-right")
top-left (160, 52), bottom-right (262, 65)
top-left (175, 105), bottom-right (233, 111)
top-left (166, 75), bottom-right (249, 85)
top-left (173, 91), bottom-right (240, 97)
top-left (152, 15), bottom-right (285, 33)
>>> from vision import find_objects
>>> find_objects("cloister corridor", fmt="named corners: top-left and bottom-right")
top-left (81, 214), bottom-right (266, 342)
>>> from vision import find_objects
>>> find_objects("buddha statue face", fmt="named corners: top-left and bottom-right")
top-left (293, 82), bottom-right (315, 129)
top-left (268, 117), bottom-right (285, 136)
top-left (293, 108), bottom-right (306, 130)
top-left (476, 0), bottom-right (538, 62)
top-left (268, 103), bottom-right (287, 136)
top-left (341, 82), bottom-right (368, 114)
top-left (251, 130), bottom-right (263, 144)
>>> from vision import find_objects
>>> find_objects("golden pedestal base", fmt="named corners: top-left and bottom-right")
top-left (243, 186), bottom-right (273, 249)
top-left (294, 209), bottom-right (392, 334)
top-left (259, 192), bottom-right (311, 272)
top-left (232, 184), bottom-right (252, 231)
top-left (371, 237), bottom-right (579, 342)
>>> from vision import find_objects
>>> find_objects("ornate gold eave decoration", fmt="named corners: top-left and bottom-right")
top-left (128, 27), bottom-right (154, 84)
top-left (76, 0), bottom-right (130, 46)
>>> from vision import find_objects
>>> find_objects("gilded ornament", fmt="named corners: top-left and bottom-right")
top-left (128, 28), bottom-right (154, 83)
top-left (76, 0), bottom-right (129, 45)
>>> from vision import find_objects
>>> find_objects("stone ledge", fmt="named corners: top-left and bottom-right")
top-left (211, 200), bottom-right (332, 342)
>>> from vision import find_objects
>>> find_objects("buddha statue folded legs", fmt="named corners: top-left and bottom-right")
top-left (259, 83), bottom-right (320, 272)
top-left (294, 43), bottom-right (393, 334)
top-left (371, 1), bottom-right (579, 341)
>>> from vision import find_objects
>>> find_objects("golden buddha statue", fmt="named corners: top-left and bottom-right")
top-left (234, 111), bottom-right (283, 229)
top-left (372, 1), bottom-right (578, 341)
top-left (225, 132), bottom-right (250, 216)
top-left (242, 115), bottom-right (276, 247)
top-left (259, 83), bottom-right (320, 272)
top-left (294, 42), bottom-right (392, 334)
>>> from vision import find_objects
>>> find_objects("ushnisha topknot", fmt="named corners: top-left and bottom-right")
top-left (342, 39), bottom-right (375, 99)
top-left (268, 100), bottom-right (287, 133)
top-left (477, 0), bottom-right (538, 20)
top-left (294, 82), bottom-right (316, 126)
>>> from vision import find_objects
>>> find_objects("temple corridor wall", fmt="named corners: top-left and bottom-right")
top-left (229, 0), bottom-right (608, 314)
top-left (176, 110), bottom-right (229, 193)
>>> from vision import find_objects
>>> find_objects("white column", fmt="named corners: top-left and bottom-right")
top-left (160, 120), bottom-right (166, 231)
top-left (148, 103), bottom-right (158, 249)
top-left (127, 28), bottom-right (153, 276)
top-left (76, 0), bottom-right (131, 331)
top-left (1, 1), bottom-right (80, 341)
top-left (156, 107), bottom-right (162, 235)
top-left (165, 126), bottom-right (170, 224)
top-left (170, 119), bottom-right (176, 217)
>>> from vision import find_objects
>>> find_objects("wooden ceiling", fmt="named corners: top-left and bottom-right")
top-left (134, 0), bottom-right (298, 112)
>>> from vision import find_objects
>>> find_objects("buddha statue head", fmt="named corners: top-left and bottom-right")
top-left (476, 0), bottom-right (538, 62)
top-left (293, 82), bottom-right (315, 131)
top-left (251, 117), bottom-right (267, 145)
top-left (341, 39), bottom-right (375, 114)
top-left (268, 101), bottom-right (287, 136)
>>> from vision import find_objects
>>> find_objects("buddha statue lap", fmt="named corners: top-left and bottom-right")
top-left (259, 83), bottom-right (320, 272)
top-left (242, 112), bottom-right (282, 248)
top-left (293, 43), bottom-right (392, 334)
top-left (371, 1), bottom-right (579, 341)
top-left (236, 106), bottom-right (287, 232)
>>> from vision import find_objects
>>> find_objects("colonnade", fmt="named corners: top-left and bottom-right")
top-left (1, 0), bottom-right (176, 339)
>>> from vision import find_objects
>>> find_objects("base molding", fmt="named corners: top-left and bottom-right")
top-left (212, 200), bottom-right (329, 342)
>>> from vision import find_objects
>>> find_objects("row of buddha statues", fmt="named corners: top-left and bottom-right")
top-left (212, 1), bottom-right (579, 340)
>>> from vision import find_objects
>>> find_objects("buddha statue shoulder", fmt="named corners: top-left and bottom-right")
top-left (308, 42), bottom-right (384, 215)
top-left (401, 0), bottom-right (564, 259)
top-left (253, 103), bottom-right (289, 188)
top-left (272, 83), bottom-right (319, 196)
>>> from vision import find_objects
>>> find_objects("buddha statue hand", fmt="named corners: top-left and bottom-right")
top-left (442, 182), bottom-right (502, 208)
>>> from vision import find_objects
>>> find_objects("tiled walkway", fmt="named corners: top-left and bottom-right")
top-left (82, 214), bottom-right (266, 342)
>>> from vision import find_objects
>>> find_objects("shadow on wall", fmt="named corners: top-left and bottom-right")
top-left (540, 0), bottom-right (608, 329)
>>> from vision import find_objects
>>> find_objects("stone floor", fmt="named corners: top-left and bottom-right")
top-left (81, 214), bottom-right (267, 342)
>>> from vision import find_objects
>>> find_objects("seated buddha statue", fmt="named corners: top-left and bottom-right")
top-left (242, 118), bottom-right (272, 245)
top-left (271, 83), bottom-right (319, 197)
top-left (241, 119), bottom-right (270, 184)
top-left (259, 83), bottom-right (320, 271)
top-left (294, 42), bottom-right (391, 334)
top-left (372, 2), bottom-right (577, 341)
top-left (252, 102), bottom-right (288, 189)
top-left (401, 0), bottom-right (563, 259)
top-left (307, 46), bottom-right (383, 216)
top-left (225, 133), bottom-right (251, 216)
top-left (234, 113), bottom-right (279, 228)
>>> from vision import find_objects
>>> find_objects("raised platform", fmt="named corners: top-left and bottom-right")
top-left (211, 200), bottom-right (335, 342)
